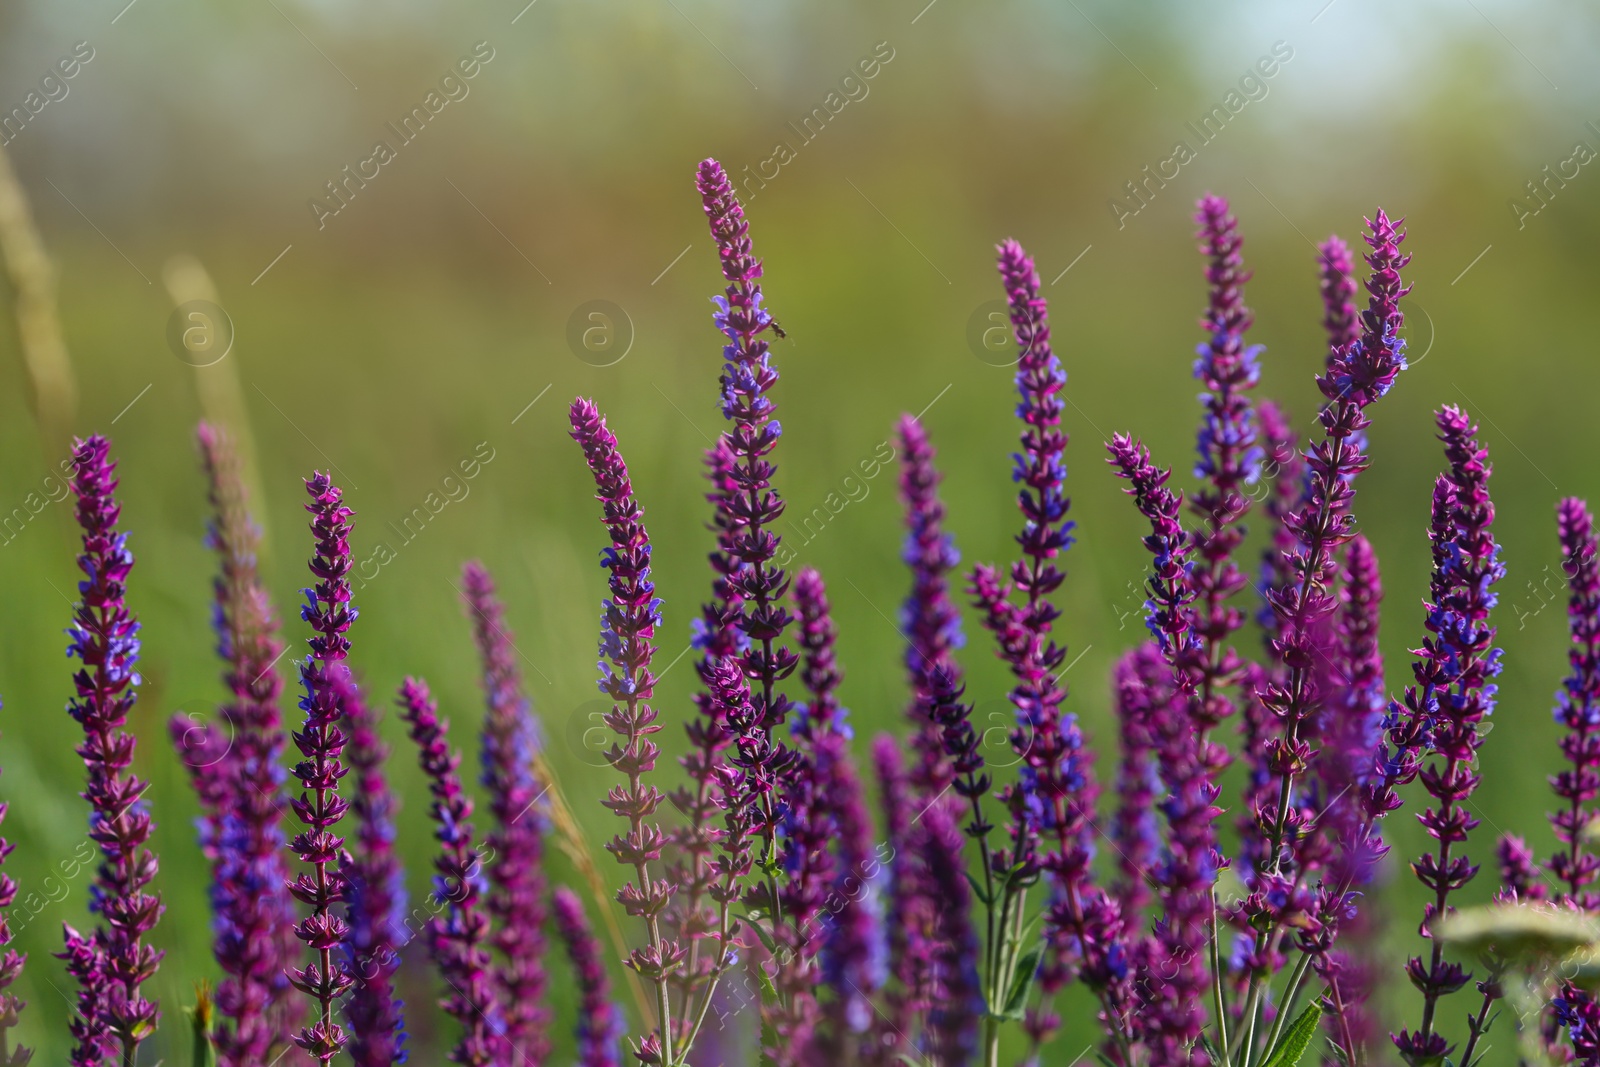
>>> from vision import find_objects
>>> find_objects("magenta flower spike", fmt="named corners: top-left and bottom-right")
top-left (871, 735), bottom-right (934, 1056)
top-left (1256, 210), bottom-right (1409, 881)
top-left (1318, 235), bottom-right (1361, 361)
top-left (333, 669), bottom-right (408, 1067)
top-left (1187, 196), bottom-right (1261, 776)
top-left (1548, 497), bottom-right (1600, 907)
top-left (285, 472), bottom-right (358, 1063)
top-left (553, 887), bottom-right (623, 1067)
top-left (1105, 433), bottom-right (1218, 1060)
top-left (696, 158), bottom-right (799, 907)
top-left (0, 701), bottom-right (27, 1064)
top-left (669, 437), bottom-right (741, 1010)
top-left (398, 677), bottom-right (506, 1067)
top-left (896, 414), bottom-right (966, 795)
top-left (1391, 407), bottom-right (1505, 1067)
top-left (972, 239), bottom-right (1098, 983)
top-left (568, 396), bottom-right (683, 1065)
top-left (171, 423), bottom-right (299, 1065)
top-left (1109, 644), bottom-right (1167, 917)
top-left (788, 568), bottom-right (887, 1056)
top-left (460, 561), bottom-right (550, 1064)
top-left (61, 434), bottom-right (163, 1066)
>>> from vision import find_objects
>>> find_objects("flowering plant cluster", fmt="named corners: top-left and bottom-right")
top-left (2, 160), bottom-right (1599, 1067)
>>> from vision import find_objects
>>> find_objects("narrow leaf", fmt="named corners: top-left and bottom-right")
top-left (1260, 1002), bottom-right (1323, 1067)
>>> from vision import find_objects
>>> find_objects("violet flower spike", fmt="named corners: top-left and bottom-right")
top-left (170, 422), bottom-right (299, 1066)
top-left (554, 887), bottom-right (623, 1067)
top-left (1109, 644), bottom-right (1166, 918)
top-left (62, 433), bottom-right (163, 1066)
top-left (1105, 433), bottom-right (1218, 1063)
top-left (667, 437), bottom-right (741, 1022)
top-left (461, 561), bottom-right (550, 1065)
top-left (286, 472), bottom-right (357, 1063)
top-left (1547, 497), bottom-right (1600, 907)
top-left (334, 669), bottom-right (408, 1067)
top-left (1318, 235), bottom-right (1361, 362)
top-left (896, 413), bottom-right (966, 795)
top-left (697, 157), bottom-right (799, 916)
top-left (398, 677), bottom-right (506, 1067)
top-left (1257, 209), bottom-right (1409, 879)
top-left (973, 240), bottom-right (1100, 1006)
top-left (1392, 407), bottom-right (1505, 1067)
top-left (871, 735), bottom-right (936, 1058)
top-left (0, 701), bottom-right (28, 1066)
top-left (568, 396), bottom-right (683, 1065)
top-left (1187, 194), bottom-right (1260, 752)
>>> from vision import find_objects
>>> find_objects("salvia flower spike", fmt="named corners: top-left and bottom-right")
top-left (173, 422), bottom-right (298, 1066)
top-left (335, 669), bottom-right (408, 1067)
top-left (461, 561), bottom-right (550, 1064)
top-left (696, 156), bottom-right (799, 918)
top-left (554, 887), bottom-right (623, 1067)
top-left (399, 677), bottom-right (506, 1067)
top-left (1318, 234), bottom-right (1361, 360)
top-left (569, 396), bottom-right (682, 1065)
top-left (62, 433), bottom-right (163, 1066)
top-left (286, 472), bottom-right (358, 1062)
top-left (1257, 209), bottom-right (1409, 879)
top-left (0, 700), bottom-right (27, 1066)
top-left (1392, 407), bottom-right (1505, 1067)
top-left (896, 413), bottom-right (966, 796)
top-left (1548, 497), bottom-right (1600, 907)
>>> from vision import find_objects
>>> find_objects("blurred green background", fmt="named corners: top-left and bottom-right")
top-left (0, 0), bottom-right (1597, 1061)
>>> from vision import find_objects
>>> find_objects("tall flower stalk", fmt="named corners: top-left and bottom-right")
top-left (63, 434), bottom-right (163, 1067)
top-left (569, 396), bottom-right (682, 1066)
top-left (0, 700), bottom-right (27, 1066)
top-left (696, 158), bottom-right (798, 925)
top-left (398, 677), bottom-right (505, 1066)
top-left (334, 669), bottom-right (408, 1067)
top-left (1548, 497), bottom-right (1600, 907)
top-left (172, 422), bottom-right (298, 1066)
top-left (286, 473), bottom-right (358, 1063)
top-left (1232, 219), bottom-right (1410, 1049)
top-left (970, 238), bottom-right (1113, 1066)
top-left (1105, 434), bottom-right (1217, 1065)
top-left (897, 414), bottom-right (965, 795)
top-left (554, 887), bottom-right (623, 1067)
top-left (1392, 408), bottom-right (1505, 1067)
top-left (460, 561), bottom-right (550, 1064)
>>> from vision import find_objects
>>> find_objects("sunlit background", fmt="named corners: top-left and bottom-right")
top-left (0, 0), bottom-right (1596, 1060)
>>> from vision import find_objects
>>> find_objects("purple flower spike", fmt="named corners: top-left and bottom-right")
top-left (1318, 235), bottom-right (1361, 361)
top-left (0, 701), bottom-right (28, 1064)
top-left (1256, 210), bottom-right (1409, 881)
top-left (461, 562), bottom-right (550, 1065)
top-left (697, 158), bottom-right (799, 907)
top-left (1391, 406), bottom-right (1505, 1067)
top-left (398, 677), bottom-right (506, 1067)
top-left (553, 887), bottom-right (623, 1067)
top-left (1548, 497), bottom-right (1600, 907)
top-left (62, 434), bottom-right (163, 1066)
top-left (334, 669), bottom-right (408, 1067)
top-left (1105, 433), bottom-right (1219, 1062)
top-left (669, 437), bottom-right (741, 1008)
top-left (172, 423), bottom-right (298, 1066)
top-left (568, 396), bottom-right (683, 1063)
top-left (896, 414), bottom-right (966, 795)
top-left (973, 239), bottom-right (1098, 988)
top-left (286, 472), bottom-right (358, 1063)
top-left (1188, 195), bottom-right (1260, 748)
top-left (788, 568), bottom-right (887, 1060)
top-left (1109, 644), bottom-right (1167, 917)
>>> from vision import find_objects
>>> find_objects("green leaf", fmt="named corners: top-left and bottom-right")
top-left (758, 968), bottom-right (781, 1067)
top-left (741, 913), bottom-right (779, 956)
top-left (964, 870), bottom-right (993, 906)
top-left (1198, 1031), bottom-right (1224, 1067)
top-left (1259, 1002), bottom-right (1323, 1067)
top-left (1000, 946), bottom-right (1042, 1021)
